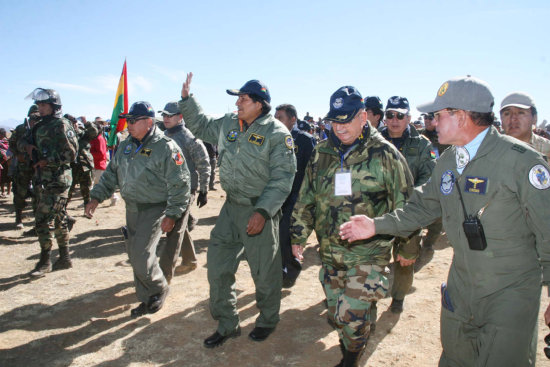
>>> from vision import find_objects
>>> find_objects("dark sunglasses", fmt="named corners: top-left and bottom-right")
top-left (385, 111), bottom-right (406, 120)
top-left (127, 117), bottom-right (149, 125)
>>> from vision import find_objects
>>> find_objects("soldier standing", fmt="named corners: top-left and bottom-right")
top-left (291, 86), bottom-right (413, 366)
top-left (86, 101), bottom-right (190, 317)
top-left (10, 105), bottom-right (40, 229)
top-left (179, 74), bottom-right (296, 347)
top-left (21, 88), bottom-right (78, 278)
top-left (159, 101), bottom-right (211, 278)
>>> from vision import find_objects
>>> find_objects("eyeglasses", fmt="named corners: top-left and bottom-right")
top-left (127, 117), bottom-right (149, 125)
top-left (434, 109), bottom-right (458, 122)
top-left (161, 113), bottom-right (177, 118)
top-left (385, 111), bottom-right (406, 120)
top-left (424, 115), bottom-right (434, 121)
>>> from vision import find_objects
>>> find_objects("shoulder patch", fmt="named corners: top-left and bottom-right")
top-left (529, 164), bottom-right (550, 190)
top-left (511, 144), bottom-right (526, 153)
top-left (285, 135), bottom-right (294, 150)
top-left (172, 151), bottom-right (185, 165)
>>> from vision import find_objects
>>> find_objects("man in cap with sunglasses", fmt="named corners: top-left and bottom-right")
top-left (379, 96), bottom-right (436, 313)
top-left (500, 92), bottom-right (550, 160)
top-left (86, 101), bottom-right (190, 318)
top-left (159, 101), bottom-right (211, 277)
top-left (291, 86), bottom-right (414, 366)
top-left (340, 75), bottom-right (550, 366)
top-left (20, 88), bottom-right (79, 277)
top-left (179, 74), bottom-right (296, 347)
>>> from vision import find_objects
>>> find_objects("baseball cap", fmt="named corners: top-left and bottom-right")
top-left (500, 92), bottom-right (535, 111)
top-left (386, 96), bottom-right (410, 114)
top-left (297, 120), bottom-right (311, 131)
top-left (227, 80), bottom-right (271, 103)
top-left (325, 86), bottom-right (365, 124)
top-left (119, 101), bottom-right (155, 119)
top-left (158, 101), bottom-right (180, 116)
top-left (417, 76), bottom-right (494, 113)
top-left (365, 96), bottom-right (383, 112)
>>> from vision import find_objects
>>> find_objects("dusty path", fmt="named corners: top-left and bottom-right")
top-left (1, 182), bottom-right (549, 366)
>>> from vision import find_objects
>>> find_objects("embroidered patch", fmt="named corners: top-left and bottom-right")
top-left (528, 164), bottom-right (550, 190)
top-left (172, 151), bottom-right (184, 165)
top-left (248, 133), bottom-right (265, 146)
top-left (465, 176), bottom-right (488, 195)
top-left (67, 129), bottom-right (75, 138)
top-left (440, 170), bottom-right (455, 195)
top-left (430, 150), bottom-right (437, 159)
top-left (333, 97), bottom-right (344, 109)
top-left (455, 146), bottom-right (470, 169)
top-left (140, 148), bottom-right (152, 157)
top-left (124, 145), bottom-right (132, 155)
top-left (226, 129), bottom-right (238, 142)
top-left (438, 82), bottom-right (449, 96)
top-left (285, 135), bottom-right (294, 150)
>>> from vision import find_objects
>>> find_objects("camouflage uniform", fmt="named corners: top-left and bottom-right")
top-left (20, 115), bottom-right (78, 251)
top-left (381, 124), bottom-right (436, 302)
top-left (162, 123), bottom-right (210, 279)
top-left (291, 124), bottom-right (414, 352)
top-left (10, 121), bottom-right (36, 218)
top-left (68, 122), bottom-right (98, 205)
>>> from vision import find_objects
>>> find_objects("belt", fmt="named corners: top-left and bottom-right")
top-left (226, 195), bottom-right (258, 206)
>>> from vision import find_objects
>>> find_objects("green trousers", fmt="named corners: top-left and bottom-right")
top-left (208, 200), bottom-right (282, 335)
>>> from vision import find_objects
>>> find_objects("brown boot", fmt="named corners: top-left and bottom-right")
top-left (30, 249), bottom-right (52, 278)
top-left (52, 247), bottom-right (73, 270)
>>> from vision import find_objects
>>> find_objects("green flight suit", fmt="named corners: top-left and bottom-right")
top-left (291, 124), bottom-right (414, 351)
top-left (374, 127), bottom-right (550, 367)
top-left (179, 96), bottom-right (296, 335)
top-left (90, 126), bottom-right (190, 304)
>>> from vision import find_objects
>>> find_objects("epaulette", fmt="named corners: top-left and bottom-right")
top-left (511, 144), bottom-right (526, 153)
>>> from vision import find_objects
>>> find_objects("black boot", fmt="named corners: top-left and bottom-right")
top-left (334, 339), bottom-right (345, 367)
top-left (343, 347), bottom-right (365, 367)
top-left (30, 249), bottom-right (52, 278)
top-left (15, 209), bottom-right (23, 229)
top-left (53, 247), bottom-right (72, 270)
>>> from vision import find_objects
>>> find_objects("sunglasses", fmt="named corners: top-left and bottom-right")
top-left (385, 111), bottom-right (406, 120)
top-left (127, 117), bottom-right (149, 125)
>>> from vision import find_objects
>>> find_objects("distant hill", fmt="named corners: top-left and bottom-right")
top-left (0, 118), bottom-right (22, 132)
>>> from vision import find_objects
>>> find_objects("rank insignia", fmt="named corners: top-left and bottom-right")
top-left (140, 148), bottom-right (152, 157)
top-left (529, 164), bottom-right (550, 190)
top-left (285, 135), bottom-right (294, 150)
top-left (172, 151), bottom-right (184, 165)
top-left (248, 133), bottom-right (265, 146)
top-left (465, 176), bottom-right (487, 194)
top-left (440, 170), bottom-right (454, 195)
top-left (226, 129), bottom-right (238, 142)
top-left (124, 145), bottom-right (132, 155)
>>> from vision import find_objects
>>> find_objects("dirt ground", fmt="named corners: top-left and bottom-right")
top-left (1, 178), bottom-right (549, 367)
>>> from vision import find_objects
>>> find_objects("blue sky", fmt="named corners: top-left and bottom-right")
top-left (1, 0), bottom-right (548, 127)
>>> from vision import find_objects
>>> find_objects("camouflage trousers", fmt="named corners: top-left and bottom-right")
top-left (35, 187), bottom-right (70, 250)
top-left (12, 163), bottom-right (34, 211)
top-left (68, 164), bottom-right (92, 204)
top-left (320, 263), bottom-right (389, 352)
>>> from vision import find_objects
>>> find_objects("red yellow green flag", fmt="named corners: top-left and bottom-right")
top-left (107, 60), bottom-right (128, 146)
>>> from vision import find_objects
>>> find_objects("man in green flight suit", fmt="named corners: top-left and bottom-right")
top-left (291, 86), bottom-right (414, 367)
top-left (86, 101), bottom-right (190, 318)
top-left (179, 73), bottom-right (296, 347)
top-left (380, 96), bottom-right (436, 313)
top-left (20, 88), bottom-right (79, 278)
top-left (340, 75), bottom-right (550, 367)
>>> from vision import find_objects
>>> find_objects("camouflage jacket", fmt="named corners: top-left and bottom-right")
top-left (290, 124), bottom-right (414, 268)
top-left (19, 115), bottom-right (79, 193)
top-left (381, 125), bottom-right (436, 186)
top-left (75, 122), bottom-right (99, 170)
top-left (10, 122), bottom-right (31, 163)
top-left (90, 126), bottom-right (190, 219)
top-left (164, 124), bottom-right (210, 193)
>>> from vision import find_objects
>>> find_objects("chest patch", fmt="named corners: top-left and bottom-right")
top-left (173, 151), bottom-right (184, 165)
top-left (140, 148), bottom-right (152, 157)
top-left (529, 164), bottom-right (550, 190)
top-left (67, 129), bottom-right (75, 138)
top-left (440, 170), bottom-right (454, 195)
top-left (124, 145), bottom-right (132, 155)
top-left (464, 176), bottom-right (488, 195)
top-left (226, 129), bottom-right (238, 142)
top-left (285, 135), bottom-right (294, 150)
top-left (248, 133), bottom-right (265, 146)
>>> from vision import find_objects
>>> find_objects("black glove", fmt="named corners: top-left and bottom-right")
top-left (197, 191), bottom-right (208, 208)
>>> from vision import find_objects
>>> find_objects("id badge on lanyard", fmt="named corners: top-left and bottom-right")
top-left (334, 153), bottom-right (352, 196)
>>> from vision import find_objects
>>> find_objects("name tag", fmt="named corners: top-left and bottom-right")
top-left (335, 171), bottom-right (352, 196)
top-left (464, 176), bottom-right (488, 195)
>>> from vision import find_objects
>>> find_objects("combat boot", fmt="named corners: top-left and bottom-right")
top-left (342, 346), bottom-right (365, 367)
top-left (30, 249), bottom-right (52, 278)
top-left (15, 209), bottom-right (23, 229)
top-left (52, 247), bottom-right (73, 270)
top-left (334, 339), bottom-right (345, 367)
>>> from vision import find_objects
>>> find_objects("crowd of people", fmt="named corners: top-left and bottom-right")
top-left (1, 75), bottom-right (550, 366)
